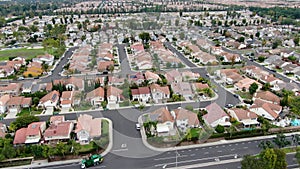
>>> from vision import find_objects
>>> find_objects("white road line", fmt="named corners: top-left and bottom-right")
top-left (188, 149), bottom-right (192, 151)
top-left (112, 148), bottom-right (128, 152)
top-left (231, 148), bottom-right (235, 151)
top-left (216, 146), bottom-right (219, 148)
top-left (154, 154), bottom-right (237, 167)
top-left (229, 144), bottom-right (232, 146)
top-left (222, 145), bottom-right (225, 147)
top-left (190, 154), bottom-right (195, 157)
top-left (154, 155), bottom-right (189, 161)
top-left (217, 150), bottom-right (223, 153)
top-left (196, 149), bottom-right (199, 151)
top-left (243, 147), bottom-right (248, 149)
top-left (202, 147), bottom-right (206, 149)
top-left (247, 142), bottom-right (251, 143)
top-left (235, 143), bottom-right (238, 145)
top-left (204, 152), bottom-right (209, 154)
top-left (209, 147), bottom-right (212, 149)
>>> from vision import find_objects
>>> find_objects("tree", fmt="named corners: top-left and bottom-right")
top-left (2, 144), bottom-right (16, 159)
top-left (215, 125), bottom-right (225, 133)
top-left (259, 140), bottom-right (274, 150)
top-left (294, 36), bottom-right (299, 46)
top-left (273, 148), bottom-right (287, 169)
top-left (108, 65), bottom-right (114, 73)
top-left (255, 32), bottom-right (260, 38)
top-left (10, 115), bottom-right (39, 131)
top-left (273, 134), bottom-right (290, 148)
top-left (241, 155), bottom-right (264, 169)
top-left (262, 83), bottom-right (271, 91)
top-left (260, 148), bottom-right (277, 169)
top-left (237, 36), bottom-right (245, 43)
top-left (249, 82), bottom-right (258, 95)
top-left (139, 32), bottom-right (150, 43)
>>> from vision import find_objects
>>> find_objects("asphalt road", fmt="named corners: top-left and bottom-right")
top-left (37, 136), bottom-right (298, 169)
top-left (115, 44), bottom-right (134, 77)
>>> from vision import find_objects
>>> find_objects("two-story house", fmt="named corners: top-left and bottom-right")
top-left (75, 114), bottom-right (102, 144)
top-left (131, 87), bottom-right (151, 103)
top-left (149, 84), bottom-right (170, 103)
top-left (38, 90), bottom-right (60, 109)
top-left (86, 87), bottom-right (105, 107)
top-left (173, 108), bottom-right (200, 133)
top-left (107, 86), bottom-right (123, 109)
top-left (203, 103), bottom-right (231, 127)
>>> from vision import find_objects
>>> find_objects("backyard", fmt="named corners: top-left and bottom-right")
top-left (0, 48), bottom-right (45, 61)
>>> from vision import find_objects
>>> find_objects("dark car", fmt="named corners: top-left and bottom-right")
top-left (233, 94), bottom-right (239, 98)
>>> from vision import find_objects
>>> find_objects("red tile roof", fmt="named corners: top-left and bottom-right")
top-left (44, 122), bottom-right (73, 139)
top-left (13, 128), bottom-right (27, 144)
top-left (150, 107), bottom-right (174, 123)
top-left (26, 122), bottom-right (45, 136)
top-left (131, 87), bottom-right (150, 95)
top-left (204, 103), bottom-right (228, 124)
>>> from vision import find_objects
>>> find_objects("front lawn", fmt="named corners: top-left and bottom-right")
top-left (17, 108), bottom-right (42, 117)
top-left (0, 48), bottom-right (45, 61)
top-left (235, 91), bottom-right (253, 100)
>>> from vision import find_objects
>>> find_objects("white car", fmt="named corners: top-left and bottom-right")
top-left (136, 123), bottom-right (141, 130)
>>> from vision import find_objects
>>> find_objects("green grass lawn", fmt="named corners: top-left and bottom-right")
top-left (17, 108), bottom-right (42, 117)
top-left (79, 142), bottom-right (96, 153)
top-left (0, 48), bottom-right (45, 61)
top-left (101, 119), bottom-right (109, 136)
top-left (235, 91), bottom-right (253, 100)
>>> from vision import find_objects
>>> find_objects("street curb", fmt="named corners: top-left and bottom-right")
top-left (138, 114), bottom-right (300, 152)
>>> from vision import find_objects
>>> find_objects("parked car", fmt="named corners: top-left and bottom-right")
top-left (136, 123), bottom-right (141, 130)
top-left (225, 104), bottom-right (234, 108)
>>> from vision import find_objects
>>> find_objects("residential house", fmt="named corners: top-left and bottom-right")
top-left (250, 99), bottom-right (282, 121)
top-left (0, 94), bottom-right (10, 113)
top-left (215, 69), bottom-right (243, 85)
top-left (38, 90), bottom-right (60, 108)
top-left (144, 71), bottom-right (161, 84)
top-left (21, 81), bottom-right (34, 94)
top-left (145, 107), bottom-right (175, 136)
top-left (171, 82), bottom-right (193, 100)
top-left (7, 96), bottom-right (32, 114)
top-left (86, 87), bottom-right (105, 107)
top-left (13, 122), bottom-right (46, 145)
top-left (254, 91), bottom-right (280, 105)
top-left (75, 114), bottom-right (101, 144)
top-left (203, 103), bottom-right (231, 127)
top-left (150, 84), bottom-right (170, 103)
top-left (97, 61), bottom-right (114, 72)
top-left (25, 122), bottom-right (46, 144)
top-left (181, 71), bottom-right (200, 81)
top-left (228, 108), bottom-right (259, 127)
top-left (192, 83), bottom-right (210, 92)
top-left (32, 54), bottom-right (54, 66)
top-left (60, 90), bottom-right (81, 108)
top-left (13, 128), bottom-right (27, 145)
top-left (0, 83), bottom-right (22, 96)
top-left (54, 77), bottom-right (84, 91)
top-left (173, 108), bottom-right (200, 133)
top-left (221, 52), bottom-right (241, 63)
top-left (131, 87), bottom-right (151, 102)
top-left (44, 121), bottom-right (74, 142)
top-left (128, 72), bottom-right (145, 85)
top-left (234, 78), bottom-right (260, 92)
top-left (165, 69), bottom-right (182, 84)
top-left (107, 86), bottom-right (123, 109)
top-left (108, 76), bottom-right (125, 86)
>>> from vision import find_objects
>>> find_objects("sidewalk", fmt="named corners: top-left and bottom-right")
top-left (5, 118), bottom-right (113, 169)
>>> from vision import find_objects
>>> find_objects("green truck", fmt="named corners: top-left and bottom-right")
top-left (81, 154), bottom-right (104, 168)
